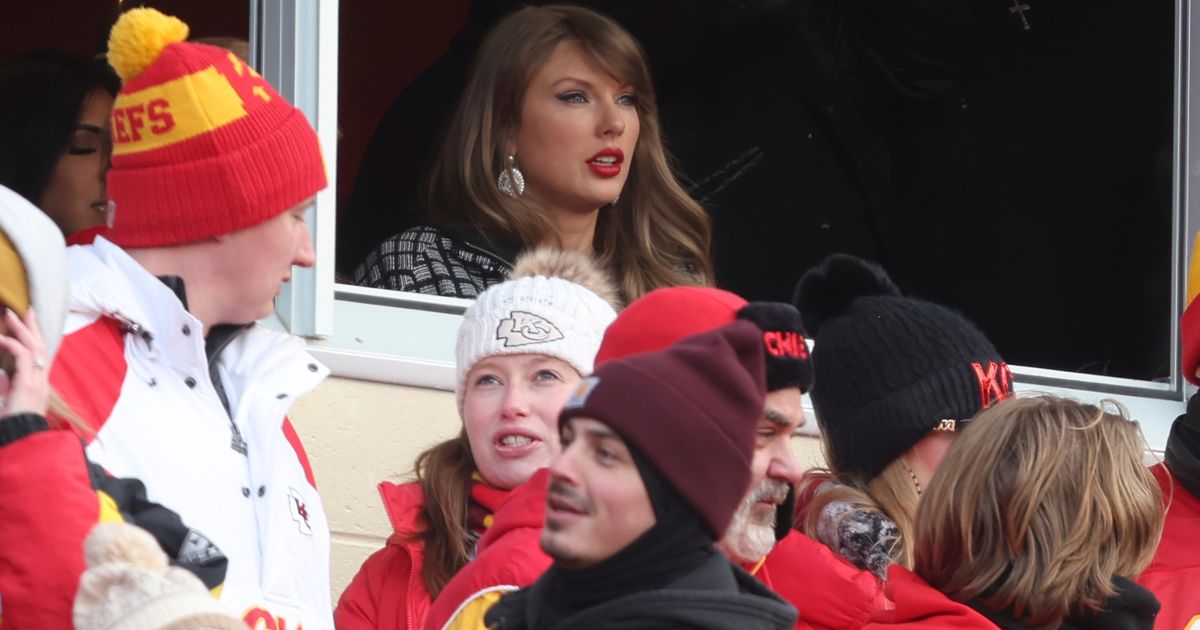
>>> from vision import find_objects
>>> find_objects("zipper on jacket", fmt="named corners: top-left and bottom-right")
top-left (460, 239), bottom-right (514, 273)
top-left (377, 482), bottom-right (426, 630)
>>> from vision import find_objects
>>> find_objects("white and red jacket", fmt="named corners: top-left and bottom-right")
top-left (50, 237), bottom-right (333, 629)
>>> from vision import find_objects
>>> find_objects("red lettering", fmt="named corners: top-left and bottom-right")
top-left (147, 98), bottom-right (175, 133)
top-left (242, 607), bottom-right (302, 630)
top-left (244, 608), bottom-right (277, 630)
top-left (971, 361), bottom-right (1013, 408)
top-left (763, 331), bottom-right (809, 359)
top-left (111, 109), bottom-right (130, 143)
top-left (124, 103), bottom-right (146, 141)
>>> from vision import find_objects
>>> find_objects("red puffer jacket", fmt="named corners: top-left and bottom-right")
top-left (424, 469), bottom-right (554, 630)
top-left (864, 565), bottom-right (997, 628)
top-left (1137, 463), bottom-right (1200, 629)
top-left (336, 479), bottom-right (509, 630)
top-left (755, 530), bottom-right (887, 629)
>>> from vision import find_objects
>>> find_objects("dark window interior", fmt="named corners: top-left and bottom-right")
top-left (4, 0), bottom-right (1176, 382)
top-left (336, 1), bottom-right (1176, 382)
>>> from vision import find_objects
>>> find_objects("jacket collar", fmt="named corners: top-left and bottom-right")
top-left (379, 481), bottom-right (427, 538)
top-left (68, 238), bottom-right (205, 365)
top-left (1166, 391), bottom-right (1200, 498)
top-left (491, 551), bottom-right (797, 629)
top-left (438, 223), bottom-right (520, 267)
top-left (68, 238), bottom-right (327, 404)
top-left (378, 475), bottom-right (513, 538)
top-left (477, 468), bottom-right (551, 555)
top-left (967, 576), bottom-right (1160, 630)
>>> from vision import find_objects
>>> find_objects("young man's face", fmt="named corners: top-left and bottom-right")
top-left (719, 387), bottom-right (805, 563)
top-left (216, 198), bottom-right (316, 324)
top-left (540, 416), bottom-right (655, 570)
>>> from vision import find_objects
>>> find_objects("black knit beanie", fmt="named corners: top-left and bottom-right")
top-left (735, 302), bottom-right (814, 393)
top-left (793, 254), bottom-right (1012, 480)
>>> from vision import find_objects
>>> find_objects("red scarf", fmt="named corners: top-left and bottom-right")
top-left (466, 474), bottom-right (510, 546)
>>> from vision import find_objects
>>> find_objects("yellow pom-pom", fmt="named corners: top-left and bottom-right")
top-left (106, 8), bottom-right (190, 82)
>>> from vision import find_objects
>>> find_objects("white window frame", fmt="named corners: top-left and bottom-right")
top-left (253, 0), bottom-right (1200, 451)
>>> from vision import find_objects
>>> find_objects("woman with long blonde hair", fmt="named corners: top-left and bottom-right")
top-left (353, 4), bottom-right (713, 302)
top-left (902, 396), bottom-right (1164, 629)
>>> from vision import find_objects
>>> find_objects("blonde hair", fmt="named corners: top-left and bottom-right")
top-left (424, 4), bottom-right (713, 302)
top-left (48, 389), bottom-right (93, 437)
top-left (0, 302), bottom-right (90, 436)
top-left (800, 456), bottom-right (922, 569)
top-left (913, 396), bottom-right (1163, 627)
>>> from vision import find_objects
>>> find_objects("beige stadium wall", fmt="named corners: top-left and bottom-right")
top-left (288, 376), bottom-right (828, 603)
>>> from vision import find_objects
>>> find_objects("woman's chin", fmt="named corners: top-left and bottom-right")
top-left (482, 458), bottom-right (548, 490)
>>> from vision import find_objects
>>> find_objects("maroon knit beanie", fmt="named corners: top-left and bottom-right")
top-left (559, 321), bottom-right (767, 539)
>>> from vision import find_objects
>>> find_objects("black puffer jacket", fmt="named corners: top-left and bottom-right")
top-left (966, 577), bottom-right (1160, 630)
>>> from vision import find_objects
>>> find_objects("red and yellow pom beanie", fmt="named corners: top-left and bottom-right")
top-left (1182, 233), bottom-right (1200, 385)
top-left (104, 8), bottom-right (326, 247)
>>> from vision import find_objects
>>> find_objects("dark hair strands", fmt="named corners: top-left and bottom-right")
top-left (410, 428), bottom-right (477, 597)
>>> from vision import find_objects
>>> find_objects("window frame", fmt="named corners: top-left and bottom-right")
top-left (253, 0), bottom-right (1200, 450)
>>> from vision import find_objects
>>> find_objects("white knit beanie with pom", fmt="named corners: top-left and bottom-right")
top-left (73, 522), bottom-right (245, 630)
top-left (455, 247), bottom-right (619, 414)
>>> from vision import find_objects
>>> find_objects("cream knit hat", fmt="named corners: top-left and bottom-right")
top-left (455, 248), bottom-right (619, 414)
top-left (73, 523), bottom-right (245, 630)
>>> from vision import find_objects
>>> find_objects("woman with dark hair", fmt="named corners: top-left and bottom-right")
top-left (0, 52), bottom-right (119, 238)
top-left (352, 4), bottom-right (713, 303)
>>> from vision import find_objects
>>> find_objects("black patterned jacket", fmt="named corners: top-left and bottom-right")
top-left (351, 225), bottom-right (517, 299)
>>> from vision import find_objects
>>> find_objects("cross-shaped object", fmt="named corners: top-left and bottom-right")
top-left (1009, 0), bottom-right (1032, 31)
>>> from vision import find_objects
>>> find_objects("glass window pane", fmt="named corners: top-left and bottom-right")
top-left (333, 1), bottom-right (1178, 384)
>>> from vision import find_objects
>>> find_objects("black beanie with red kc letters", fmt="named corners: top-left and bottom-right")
top-left (794, 254), bottom-right (1012, 481)
top-left (559, 321), bottom-right (767, 539)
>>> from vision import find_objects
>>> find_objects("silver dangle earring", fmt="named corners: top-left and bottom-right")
top-left (497, 155), bottom-right (525, 197)
top-left (610, 195), bottom-right (620, 207)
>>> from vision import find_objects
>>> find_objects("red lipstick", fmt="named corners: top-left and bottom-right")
top-left (587, 147), bottom-right (624, 178)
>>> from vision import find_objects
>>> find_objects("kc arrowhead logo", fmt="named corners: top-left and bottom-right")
top-left (496, 311), bottom-right (564, 347)
top-left (289, 487), bottom-right (313, 535)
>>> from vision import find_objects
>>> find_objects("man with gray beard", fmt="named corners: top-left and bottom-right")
top-left (712, 307), bottom-right (808, 566)
top-left (590, 288), bottom-right (886, 630)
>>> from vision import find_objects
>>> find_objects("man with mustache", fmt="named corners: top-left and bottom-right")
top-left (484, 322), bottom-right (797, 629)
top-left (430, 287), bottom-right (878, 629)
top-left (593, 288), bottom-right (883, 629)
